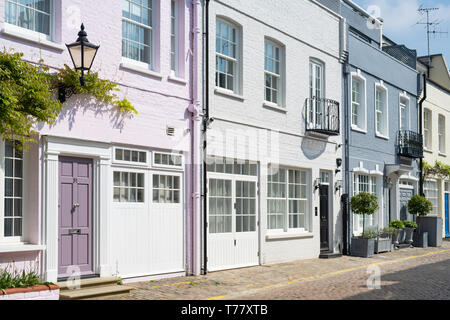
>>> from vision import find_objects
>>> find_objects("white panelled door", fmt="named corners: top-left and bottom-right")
top-left (207, 174), bottom-right (259, 271)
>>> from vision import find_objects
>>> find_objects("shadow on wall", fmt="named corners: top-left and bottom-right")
top-left (344, 258), bottom-right (450, 300)
top-left (301, 137), bottom-right (327, 160)
top-left (37, 93), bottom-right (135, 132)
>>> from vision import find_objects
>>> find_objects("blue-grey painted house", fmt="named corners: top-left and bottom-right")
top-left (319, 0), bottom-right (423, 253)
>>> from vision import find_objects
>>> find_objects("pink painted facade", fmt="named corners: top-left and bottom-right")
top-left (0, 0), bottom-right (201, 282)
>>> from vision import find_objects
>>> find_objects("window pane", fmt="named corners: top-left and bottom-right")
top-left (35, 11), bottom-right (50, 35)
top-left (14, 218), bottom-right (22, 237)
top-left (4, 219), bottom-right (12, 237)
top-left (5, 179), bottom-right (13, 197)
top-left (5, 199), bottom-right (13, 217)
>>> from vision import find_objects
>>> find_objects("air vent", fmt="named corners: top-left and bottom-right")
top-left (166, 126), bottom-right (175, 136)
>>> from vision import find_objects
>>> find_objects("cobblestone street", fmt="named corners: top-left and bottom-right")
top-left (98, 241), bottom-right (450, 300)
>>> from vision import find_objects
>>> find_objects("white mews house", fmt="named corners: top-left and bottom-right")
top-left (202, 0), bottom-right (346, 272)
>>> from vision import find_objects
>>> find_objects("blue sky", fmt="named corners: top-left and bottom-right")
top-left (352, 0), bottom-right (450, 63)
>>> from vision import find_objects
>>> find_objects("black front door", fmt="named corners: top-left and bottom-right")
top-left (320, 185), bottom-right (330, 251)
top-left (320, 185), bottom-right (329, 251)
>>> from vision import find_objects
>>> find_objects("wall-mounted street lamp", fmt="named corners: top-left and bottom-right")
top-left (335, 158), bottom-right (343, 174)
top-left (335, 180), bottom-right (343, 192)
top-left (314, 178), bottom-right (322, 191)
top-left (66, 24), bottom-right (100, 86)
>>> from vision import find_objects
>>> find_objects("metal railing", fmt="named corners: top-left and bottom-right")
top-left (305, 97), bottom-right (340, 136)
top-left (398, 130), bottom-right (424, 159)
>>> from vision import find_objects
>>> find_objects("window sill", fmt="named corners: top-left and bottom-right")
top-left (439, 152), bottom-right (447, 157)
top-left (168, 75), bottom-right (187, 85)
top-left (120, 62), bottom-right (163, 79)
top-left (424, 148), bottom-right (433, 154)
top-left (351, 125), bottom-right (367, 134)
top-left (214, 87), bottom-right (245, 101)
top-left (266, 233), bottom-right (313, 241)
top-left (0, 244), bottom-right (46, 254)
top-left (375, 132), bottom-right (389, 140)
top-left (263, 101), bottom-right (287, 113)
top-left (1, 24), bottom-right (64, 51)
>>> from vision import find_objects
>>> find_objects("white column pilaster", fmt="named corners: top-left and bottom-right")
top-left (43, 151), bottom-right (59, 283)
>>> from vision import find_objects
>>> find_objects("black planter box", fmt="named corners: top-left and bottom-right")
top-left (417, 216), bottom-right (443, 247)
top-left (351, 238), bottom-right (375, 258)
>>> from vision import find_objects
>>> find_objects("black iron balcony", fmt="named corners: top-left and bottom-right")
top-left (398, 130), bottom-right (423, 159)
top-left (305, 97), bottom-right (340, 136)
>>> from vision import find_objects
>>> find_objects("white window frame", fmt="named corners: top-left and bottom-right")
top-left (112, 146), bottom-right (149, 167)
top-left (215, 18), bottom-right (240, 94)
top-left (113, 170), bottom-right (146, 204)
top-left (122, 0), bottom-right (154, 69)
top-left (424, 179), bottom-right (439, 216)
top-left (374, 81), bottom-right (389, 139)
top-left (350, 71), bottom-right (367, 133)
top-left (424, 108), bottom-right (432, 151)
top-left (267, 166), bottom-right (311, 235)
top-left (4, 0), bottom-right (55, 41)
top-left (264, 39), bottom-right (283, 107)
top-left (438, 114), bottom-right (446, 155)
top-left (0, 140), bottom-right (28, 244)
top-left (152, 152), bottom-right (184, 170)
top-left (399, 92), bottom-right (410, 131)
top-left (170, 0), bottom-right (179, 75)
top-left (152, 173), bottom-right (182, 204)
top-left (309, 58), bottom-right (326, 128)
top-left (352, 173), bottom-right (381, 235)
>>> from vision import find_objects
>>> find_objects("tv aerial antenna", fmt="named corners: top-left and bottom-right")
top-left (417, 6), bottom-right (448, 71)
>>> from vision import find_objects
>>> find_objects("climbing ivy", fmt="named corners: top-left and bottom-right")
top-left (54, 65), bottom-right (137, 114)
top-left (0, 50), bottom-right (62, 146)
top-left (0, 49), bottom-right (137, 147)
top-left (423, 160), bottom-right (450, 180)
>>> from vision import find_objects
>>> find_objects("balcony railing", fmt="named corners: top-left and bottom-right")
top-left (305, 97), bottom-right (340, 136)
top-left (398, 130), bottom-right (423, 159)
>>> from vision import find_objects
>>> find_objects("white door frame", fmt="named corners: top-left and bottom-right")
top-left (207, 172), bottom-right (259, 271)
top-left (42, 136), bottom-right (112, 283)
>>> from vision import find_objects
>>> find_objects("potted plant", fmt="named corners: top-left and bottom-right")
top-left (0, 261), bottom-right (59, 300)
top-left (375, 227), bottom-right (395, 253)
top-left (389, 220), bottom-right (405, 246)
top-left (350, 192), bottom-right (379, 258)
top-left (403, 221), bottom-right (418, 246)
top-left (408, 194), bottom-right (442, 247)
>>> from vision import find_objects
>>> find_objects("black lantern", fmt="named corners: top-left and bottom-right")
top-left (66, 24), bottom-right (100, 86)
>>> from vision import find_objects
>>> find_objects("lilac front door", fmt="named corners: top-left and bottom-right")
top-left (58, 157), bottom-right (94, 278)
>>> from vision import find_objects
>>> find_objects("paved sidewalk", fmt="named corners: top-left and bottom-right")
top-left (100, 241), bottom-right (450, 300)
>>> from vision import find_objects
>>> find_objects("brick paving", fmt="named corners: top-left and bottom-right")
top-left (100, 241), bottom-right (450, 300)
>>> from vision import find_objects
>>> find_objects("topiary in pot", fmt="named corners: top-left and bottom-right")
top-left (389, 220), bottom-right (405, 246)
top-left (403, 221), bottom-right (418, 246)
top-left (351, 192), bottom-right (379, 236)
top-left (408, 195), bottom-right (433, 217)
top-left (350, 193), bottom-right (379, 257)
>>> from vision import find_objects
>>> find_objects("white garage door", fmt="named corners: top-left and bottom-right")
top-left (111, 168), bottom-right (184, 278)
top-left (207, 173), bottom-right (259, 271)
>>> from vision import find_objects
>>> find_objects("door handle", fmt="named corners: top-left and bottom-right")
top-left (234, 239), bottom-right (237, 246)
top-left (73, 203), bottom-right (80, 208)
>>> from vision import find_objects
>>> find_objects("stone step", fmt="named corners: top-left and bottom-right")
top-left (57, 277), bottom-right (121, 291)
top-left (59, 285), bottom-right (132, 300)
top-left (319, 251), bottom-right (342, 259)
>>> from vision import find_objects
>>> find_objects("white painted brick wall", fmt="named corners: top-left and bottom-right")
top-left (209, 0), bottom-right (344, 263)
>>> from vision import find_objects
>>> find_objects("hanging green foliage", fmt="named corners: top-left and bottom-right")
top-left (0, 50), bottom-right (62, 146)
top-left (0, 49), bottom-right (137, 147)
top-left (53, 65), bottom-right (137, 114)
top-left (423, 160), bottom-right (450, 180)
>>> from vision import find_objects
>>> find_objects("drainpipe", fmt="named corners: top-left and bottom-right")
top-left (343, 61), bottom-right (350, 255)
top-left (419, 73), bottom-right (427, 196)
top-left (187, 0), bottom-right (202, 276)
top-left (201, 0), bottom-right (210, 275)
